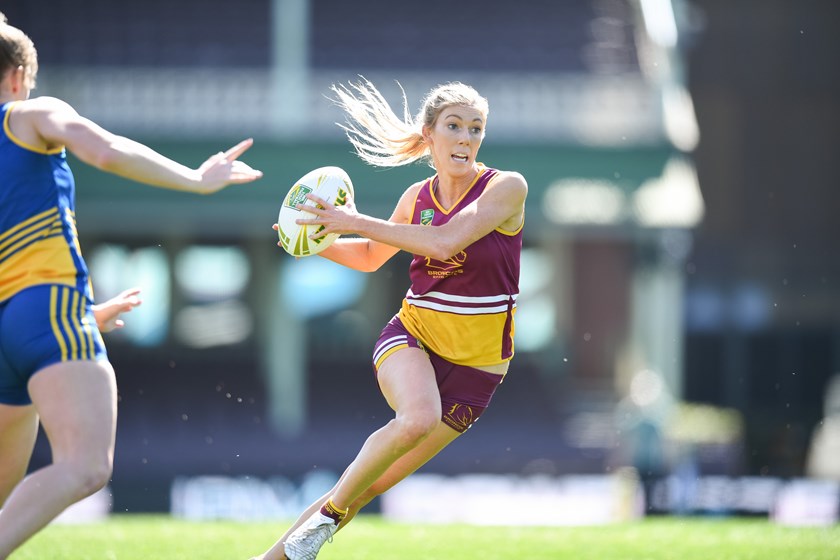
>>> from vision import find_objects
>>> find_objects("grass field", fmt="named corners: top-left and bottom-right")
top-left (12, 515), bottom-right (840, 560)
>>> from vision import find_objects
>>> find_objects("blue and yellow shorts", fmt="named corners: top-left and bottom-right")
top-left (0, 284), bottom-right (107, 405)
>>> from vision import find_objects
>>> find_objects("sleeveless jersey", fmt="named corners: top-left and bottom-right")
top-left (397, 165), bottom-right (522, 367)
top-left (0, 101), bottom-right (92, 303)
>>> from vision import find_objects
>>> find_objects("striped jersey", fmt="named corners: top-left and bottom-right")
top-left (398, 165), bottom-right (522, 367)
top-left (0, 101), bottom-right (91, 303)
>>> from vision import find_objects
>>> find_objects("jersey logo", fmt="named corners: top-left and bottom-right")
top-left (420, 208), bottom-right (435, 225)
top-left (424, 251), bottom-right (466, 275)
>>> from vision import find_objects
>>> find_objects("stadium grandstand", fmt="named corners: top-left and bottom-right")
top-left (14, 0), bottom-right (833, 522)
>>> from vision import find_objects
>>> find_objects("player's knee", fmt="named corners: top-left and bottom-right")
top-left (85, 457), bottom-right (113, 493)
top-left (394, 411), bottom-right (438, 448)
top-left (67, 456), bottom-right (112, 498)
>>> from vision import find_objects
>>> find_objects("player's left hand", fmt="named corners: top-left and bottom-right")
top-left (92, 288), bottom-right (142, 332)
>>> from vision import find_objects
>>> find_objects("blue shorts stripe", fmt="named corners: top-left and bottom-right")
top-left (77, 292), bottom-right (96, 360)
top-left (1, 284), bottom-right (109, 405)
top-left (70, 289), bottom-right (87, 360)
top-left (59, 286), bottom-right (79, 360)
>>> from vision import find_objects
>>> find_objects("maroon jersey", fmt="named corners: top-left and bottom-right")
top-left (397, 165), bottom-right (522, 367)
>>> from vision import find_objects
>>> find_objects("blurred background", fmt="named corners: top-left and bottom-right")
top-left (5, 0), bottom-right (840, 521)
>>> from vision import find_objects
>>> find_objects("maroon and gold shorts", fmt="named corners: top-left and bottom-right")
top-left (372, 315), bottom-right (504, 433)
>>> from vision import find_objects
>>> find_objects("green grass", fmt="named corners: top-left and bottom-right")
top-left (12, 515), bottom-right (840, 560)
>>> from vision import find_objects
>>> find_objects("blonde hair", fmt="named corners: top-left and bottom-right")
top-left (0, 12), bottom-right (38, 90)
top-left (331, 78), bottom-right (489, 168)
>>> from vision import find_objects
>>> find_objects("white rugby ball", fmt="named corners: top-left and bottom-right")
top-left (277, 166), bottom-right (354, 257)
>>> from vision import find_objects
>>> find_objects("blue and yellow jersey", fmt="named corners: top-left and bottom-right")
top-left (0, 101), bottom-right (92, 303)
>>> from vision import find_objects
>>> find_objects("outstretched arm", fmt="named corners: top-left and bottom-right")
top-left (20, 96), bottom-right (262, 194)
top-left (298, 172), bottom-right (527, 261)
top-left (92, 288), bottom-right (142, 333)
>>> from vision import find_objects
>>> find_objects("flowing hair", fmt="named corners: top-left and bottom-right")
top-left (331, 78), bottom-right (489, 169)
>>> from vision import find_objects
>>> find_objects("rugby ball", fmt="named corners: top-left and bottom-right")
top-left (277, 166), bottom-right (354, 257)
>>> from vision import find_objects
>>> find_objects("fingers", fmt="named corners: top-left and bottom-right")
top-left (305, 193), bottom-right (328, 206)
top-left (118, 287), bottom-right (142, 298)
top-left (293, 194), bottom-right (335, 223)
top-left (223, 138), bottom-right (255, 161)
top-left (228, 161), bottom-right (263, 183)
top-left (197, 142), bottom-right (262, 192)
top-left (118, 288), bottom-right (142, 308)
top-left (228, 175), bottom-right (263, 184)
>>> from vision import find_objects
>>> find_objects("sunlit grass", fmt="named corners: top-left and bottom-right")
top-left (14, 514), bottom-right (840, 560)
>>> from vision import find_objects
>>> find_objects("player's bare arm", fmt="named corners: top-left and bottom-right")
top-left (302, 172), bottom-right (527, 261)
top-left (23, 96), bottom-right (261, 193)
top-left (316, 181), bottom-right (423, 271)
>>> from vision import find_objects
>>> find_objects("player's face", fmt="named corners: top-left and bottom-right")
top-left (427, 104), bottom-right (486, 175)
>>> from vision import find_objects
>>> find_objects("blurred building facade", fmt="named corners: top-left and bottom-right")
top-left (5, 0), bottom-right (839, 512)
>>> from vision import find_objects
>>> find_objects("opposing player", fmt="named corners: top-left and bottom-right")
top-left (256, 78), bottom-right (526, 559)
top-left (0, 13), bottom-right (262, 558)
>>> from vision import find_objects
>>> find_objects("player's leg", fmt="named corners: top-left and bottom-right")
top-left (339, 420), bottom-right (460, 527)
top-left (250, 425), bottom-right (459, 560)
top-left (280, 468), bottom-right (351, 538)
top-left (258, 417), bottom-right (460, 553)
top-left (0, 299), bottom-right (41, 509)
top-left (0, 403), bottom-right (39, 507)
top-left (343, 357), bottom-right (504, 526)
top-left (261, 346), bottom-right (441, 560)
top-left (0, 359), bottom-right (117, 558)
top-left (330, 346), bottom-right (442, 510)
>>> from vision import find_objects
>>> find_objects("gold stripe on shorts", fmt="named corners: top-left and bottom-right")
top-left (49, 286), bottom-right (69, 361)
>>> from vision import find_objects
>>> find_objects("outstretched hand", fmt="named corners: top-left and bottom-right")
top-left (196, 138), bottom-right (263, 194)
top-left (92, 288), bottom-right (142, 333)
